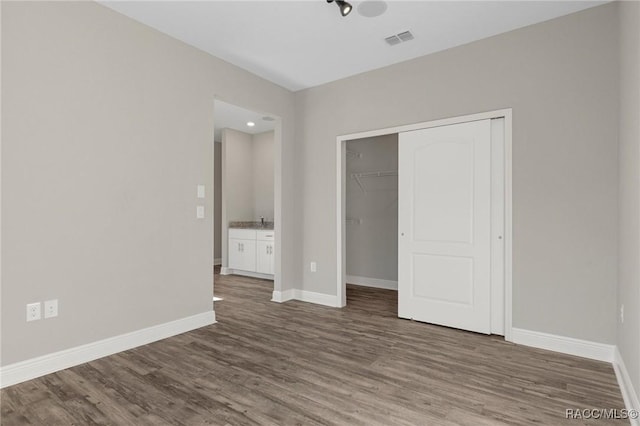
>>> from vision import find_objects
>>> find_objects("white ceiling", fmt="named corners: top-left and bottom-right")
top-left (101, 1), bottom-right (607, 91)
top-left (214, 100), bottom-right (276, 142)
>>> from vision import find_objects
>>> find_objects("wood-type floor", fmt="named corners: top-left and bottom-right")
top-left (1, 269), bottom-right (627, 425)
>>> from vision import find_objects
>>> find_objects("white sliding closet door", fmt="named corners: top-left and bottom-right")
top-left (398, 119), bottom-right (492, 334)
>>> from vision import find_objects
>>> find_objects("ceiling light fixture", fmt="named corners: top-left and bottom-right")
top-left (327, 0), bottom-right (352, 17)
top-left (357, 1), bottom-right (387, 18)
top-left (246, 121), bottom-right (255, 127)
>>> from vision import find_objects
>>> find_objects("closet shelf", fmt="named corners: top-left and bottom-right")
top-left (350, 170), bottom-right (398, 193)
top-left (346, 149), bottom-right (363, 159)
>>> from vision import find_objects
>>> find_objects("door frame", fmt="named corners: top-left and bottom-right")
top-left (335, 109), bottom-right (513, 341)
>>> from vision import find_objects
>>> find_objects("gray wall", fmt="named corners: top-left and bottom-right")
top-left (345, 135), bottom-right (398, 284)
top-left (214, 142), bottom-right (222, 261)
top-left (294, 3), bottom-right (619, 343)
top-left (1, 0), bottom-right (629, 373)
top-left (222, 128), bottom-right (274, 223)
top-left (1, 1), bottom-right (298, 366)
top-left (617, 0), bottom-right (640, 401)
top-left (252, 131), bottom-right (275, 221)
top-left (223, 128), bottom-right (255, 222)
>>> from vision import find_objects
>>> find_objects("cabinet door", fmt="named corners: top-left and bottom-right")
top-left (229, 238), bottom-right (256, 272)
top-left (228, 238), bottom-right (244, 270)
top-left (256, 241), bottom-right (272, 274)
top-left (268, 242), bottom-right (275, 275)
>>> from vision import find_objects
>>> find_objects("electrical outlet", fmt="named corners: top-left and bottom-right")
top-left (44, 299), bottom-right (58, 319)
top-left (620, 304), bottom-right (624, 324)
top-left (310, 261), bottom-right (317, 272)
top-left (26, 302), bottom-right (41, 322)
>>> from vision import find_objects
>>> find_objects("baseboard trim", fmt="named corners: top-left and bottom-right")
top-left (346, 275), bottom-right (398, 290)
top-left (613, 347), bottom-right (640, 425)
top-left (511, 328), bottom-right (614, 362)
top-left (220, 266), bottom-right (231, 275)
top-left (271, 289), bottom-right (295, 303)
top-left (0, 311), bottom-right (216, 389)
top-left (292, 289), bottom-right (339, 307)
top-left (228, 270), bottom-right (274, 280)
top-left (213, 258), bottom-right (222, 266)
top-left (271, 289), bottom-right (339, 307)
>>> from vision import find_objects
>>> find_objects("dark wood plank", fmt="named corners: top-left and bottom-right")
top-left (0, 268), bottom-right (627, 425)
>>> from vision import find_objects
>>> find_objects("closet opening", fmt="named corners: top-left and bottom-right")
top-left (344, 134), bottom-right (399, 315)
top-left (335, 109), bottom-right (513, 339)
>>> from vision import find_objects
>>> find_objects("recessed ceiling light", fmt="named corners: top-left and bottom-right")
top-left (247, 121), bottom-right (255, 127)
top-left (358, 1), bottom-right (387, 18)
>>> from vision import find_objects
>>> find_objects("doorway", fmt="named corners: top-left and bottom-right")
top-left (344, 134), bottom-right (399, 313)
top-left (213, 99), bottom-right (281, 300)
top-left (345, 134), bottom-right (399, 290)
top-left (336, 110), bottom-right (513, 340)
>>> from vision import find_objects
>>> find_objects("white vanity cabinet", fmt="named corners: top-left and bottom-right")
top-left (228, 229), bottom-right (257, 272)
top-left (227, 228), bottom-right (274, 278)
top-left (256, 230), bottom-right (275, 275)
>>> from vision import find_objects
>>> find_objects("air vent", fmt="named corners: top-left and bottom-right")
top-left (385, 30), bottom-right (414, 46)
top-left (262, 116), bottom-right (275, 122)
top-left (385, 35), bottom-right (401, 46)
top-left (397, 31), bottom-right (414, 42)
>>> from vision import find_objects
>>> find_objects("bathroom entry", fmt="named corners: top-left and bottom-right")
top-left (214, 100), bottom-right (277, 287)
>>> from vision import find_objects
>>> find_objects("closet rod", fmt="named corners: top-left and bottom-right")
top-left (350, 170), bottom-right (398, 178)
top-left (350, 170), bottom-right (398, 193)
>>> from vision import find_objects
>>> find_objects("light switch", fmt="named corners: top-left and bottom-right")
top-left (197, 185), bottom-right (205, 199)
top-left (196, 205), bottom-right (205, 219)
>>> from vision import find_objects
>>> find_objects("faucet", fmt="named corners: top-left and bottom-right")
top-left (260, 216), bottom-right (265, 227)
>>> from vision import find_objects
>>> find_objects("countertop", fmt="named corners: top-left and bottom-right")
top-left (229, 221), bottom-right (274, 230)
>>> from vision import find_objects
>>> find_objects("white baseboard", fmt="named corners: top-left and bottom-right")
top-left (346, 275), bottom-right (398, 290)
top-left (228, 270), bottom-right (274, 280)
top-left (512, 330), bottom-right (637, 423)
top-left (214, 258), bottom-right (222, 266)
top-left (511, 328), bottom-right (615, 362)
top-left (271, 289), bottom-right (295, 303)
top-left (271, 289), bottom-right (339, 307)
top-left (220, 268), bottom-right (273, 280)
top-left (0, 311), bottom-right (216, 389)
top-left (292, 289), bottom-right (339, 307)
top-left (613, 347), bottom-right (640, 425)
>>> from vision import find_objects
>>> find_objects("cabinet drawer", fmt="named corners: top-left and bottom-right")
top-left (229, 229), bottom-right (257, 240)
top-left (257, 230), bottom-right (275, 241)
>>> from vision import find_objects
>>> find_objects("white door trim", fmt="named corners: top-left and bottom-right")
top-left (490, 118), bottom-right (506, 335)
top-left (336, 109), bottom-right (513, 341)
